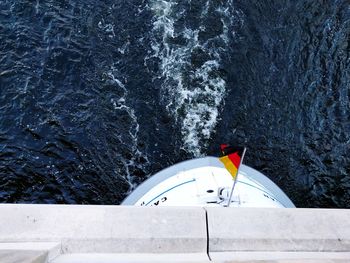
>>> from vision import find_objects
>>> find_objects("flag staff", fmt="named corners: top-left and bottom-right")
top-left (227, 147), bottom-right (246, 207)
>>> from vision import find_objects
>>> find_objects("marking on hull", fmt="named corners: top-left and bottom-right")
top-left (144, 178), bottom-right (196, 206)
top-left (237, 180), bottom-right (285, 207)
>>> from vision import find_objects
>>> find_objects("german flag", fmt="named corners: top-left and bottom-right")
top-left (219, 144), bottom-right (245, 179)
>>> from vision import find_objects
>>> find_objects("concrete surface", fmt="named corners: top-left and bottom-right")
top-left (0, 204), bottom-right (207, 253)
top-left (1, 205), bottom-right (350, 262)
top-left (0, 242), bottom-right (61, 261)
top-left (50, 253), bottom-right (350, 263)
top-left (211, 252), bottom-right (350, 262)
top-left (0, 250), bottom-right (48, 263)
top-left (207, 208), bottom-right (350, 252)
top-left (51, 253), bottom-right (210, 263)
top-left (220, 260), bottom-right (349, 263)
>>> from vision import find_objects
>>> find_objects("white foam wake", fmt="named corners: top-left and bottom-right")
top-left (97, 11), bottom-right (151, 189)
top-left (148, 0), bottom-right (237, 156)
top-left (107, 66), bottom-right (149, 189)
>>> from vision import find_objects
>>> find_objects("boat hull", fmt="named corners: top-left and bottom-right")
top-left (122, 157), bottom-right (295, 208)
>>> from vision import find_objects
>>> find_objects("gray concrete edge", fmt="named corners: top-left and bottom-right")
top-left (0, 205), bottom-right (350, 261)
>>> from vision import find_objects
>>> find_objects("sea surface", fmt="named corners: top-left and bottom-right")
top-left (0, 0), bottom-right (349, 207)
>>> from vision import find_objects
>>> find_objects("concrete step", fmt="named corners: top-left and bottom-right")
top-left (0, 205), bottom-right (207, 254)
top-left (0, 250), bottom-right (48, 263)
top-left (0, 242), bottom-right (61, 262)
top-left (49, 252), bottom-right (350, 263)
top-left (207, 208), bottom-right (350, 252)
top-left (211, 252), bottom-right (350, 262)
top-left (51, 253), bottom-right (210, 263)
top-left (1, 205), bottom-right (350, 263)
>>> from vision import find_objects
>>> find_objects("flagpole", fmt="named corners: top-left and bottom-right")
top-left (227, 147), bottom-right (246, 207)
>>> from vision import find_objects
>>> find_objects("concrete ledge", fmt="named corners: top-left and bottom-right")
top-left (51, 253), bottom-right (209, 263)
top-left (0, 250), bottom-right (48, 263)
top-left (1, 205), bottom-right (350, 262)
top-left (0, 242), bottom-right (60, 261)
top-left (207, 208), bottom-right (350, 252)
top-left (0, 204), bottom-right (207, 253)
top-left (210, 252), bottom-right (350, 262)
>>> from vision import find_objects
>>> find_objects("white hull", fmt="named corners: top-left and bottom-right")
top-left (122, 157), bottom-right (295, 208)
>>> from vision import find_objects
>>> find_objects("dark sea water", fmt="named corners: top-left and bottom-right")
top-left (0, 0), bottom-right (349, 207)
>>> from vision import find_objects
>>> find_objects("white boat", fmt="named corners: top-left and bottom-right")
top-left (122, 156), bottom-right (295, 208)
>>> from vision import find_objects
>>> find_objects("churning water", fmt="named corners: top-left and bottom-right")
top-left (0, 0), bottom-right (349, 207)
